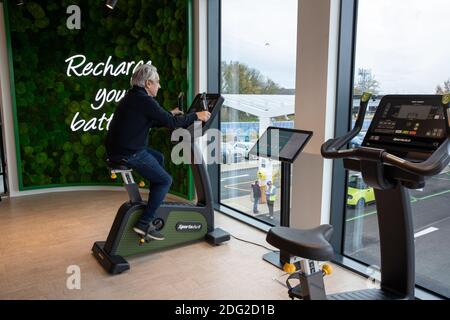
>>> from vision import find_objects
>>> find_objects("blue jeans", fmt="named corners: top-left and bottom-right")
top-left (253, 197), bottom-right (260, 213)
top-left (124, 148), bottom-right (173, 225)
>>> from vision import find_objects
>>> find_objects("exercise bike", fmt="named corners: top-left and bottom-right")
top-left (92, 93), bottom-right (230, 275)
top-left (266, 93), bottom-right (450, 300)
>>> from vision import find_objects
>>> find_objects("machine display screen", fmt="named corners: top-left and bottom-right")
top-left (184, 93), bottom-right (224, 133)
top-left (363, 96), bottom-right (447, 155)
top-left (187, 94), bottom-right (220, 114)
top-left (396, 105), bottom-right (433, 120)
top-left (369, 102), bottom-right (445, 139)
top-left (249, 128), bottom-right (313, 163)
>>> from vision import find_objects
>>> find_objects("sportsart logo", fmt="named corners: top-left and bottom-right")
top-left (176, 222), bottom-right (203, 232)
top-left (393, 138), bottom-right (411, 143)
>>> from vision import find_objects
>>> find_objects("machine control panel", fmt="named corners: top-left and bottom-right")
top-left (185, 93), bottom-right (224, 133)
top-left (187, 93), bottom-right (222, 114)
top-left (363, 95), bottom-right (448, 155)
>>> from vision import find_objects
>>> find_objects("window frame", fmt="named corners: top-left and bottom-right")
top-left (208, 0), bottom-right (446, 299)
top-left (0, 110), bottom-right (7, 196)
top-left (331, 0), bottom-right (447, 299)
top-left (211, 0), bottom-right (294, 230)
top-left (206, 0), bottom-right (221, 210)
top-left (329, 0), bottom-right (359, 253)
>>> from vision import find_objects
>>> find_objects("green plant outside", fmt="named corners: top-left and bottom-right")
top-left (4, 0), bottom-right (194, 199)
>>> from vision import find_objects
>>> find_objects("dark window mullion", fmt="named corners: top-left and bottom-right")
top-left (330, 0), bottom-right (359, 253)
top-left (207, 0), bottom-right (221, 208)
top-left (0, 122), bottom-right (7, 195)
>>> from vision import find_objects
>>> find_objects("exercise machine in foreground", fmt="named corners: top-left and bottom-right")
top-left (92, 93), bottom-right (230, 275)
top-left (266, 93), bottom-right (450, 300)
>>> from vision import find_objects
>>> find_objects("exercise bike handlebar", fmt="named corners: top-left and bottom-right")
top-left (321, 92), bottom-right (450, 177)
top-left (321, 92), bottom-right (372, 159)
top-left (321, 92), bottom-right (372, 154)
top-left (381, 140), bottom-right (450, 176)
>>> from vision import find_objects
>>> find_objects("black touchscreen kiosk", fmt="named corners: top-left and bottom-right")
top-left (250, 127), bottom-right (313, 268)
top-left (249, 127), bottom-right (313, 163)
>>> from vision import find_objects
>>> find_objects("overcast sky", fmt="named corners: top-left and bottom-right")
top-left (222, 0), bottom-right (450, 93)
top-left (221, 0), bottom-right (298, 89)
top-left (355, 0), bottom-right (450, 94)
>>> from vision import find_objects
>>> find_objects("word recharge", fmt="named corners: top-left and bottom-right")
top-left (65, 54), bottom-right (151, 132)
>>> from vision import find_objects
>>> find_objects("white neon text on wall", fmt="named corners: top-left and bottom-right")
top-left (64, 54), bottom-right (152, 132)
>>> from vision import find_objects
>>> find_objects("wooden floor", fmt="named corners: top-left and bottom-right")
top-left (0, 191), bottom-right (368, 300)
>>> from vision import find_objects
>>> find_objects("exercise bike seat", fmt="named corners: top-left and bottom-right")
top-left (267, 225), bottom-right (335, 262)
top-left (106, 159), bottom-right (131, 172)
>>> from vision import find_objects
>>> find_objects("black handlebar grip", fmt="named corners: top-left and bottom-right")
top-left (201, 92), bottom-right (208, 111)
top-left (382, 140), bottom-right (450, 176)
top-left (178, 92), bottom-right (185, 113)
top-left (321, 92), bottom-right (372, 158)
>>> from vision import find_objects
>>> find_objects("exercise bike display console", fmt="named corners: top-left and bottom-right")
top-left (266, 93), bottom-right (450, 300)
top-left (186, 93), bottom-right (223, 132)
top-left (92, 93), bottom-right (230, 275)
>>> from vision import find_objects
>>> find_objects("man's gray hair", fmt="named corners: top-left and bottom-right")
top-left (130, 64), bottom-right (159, 87)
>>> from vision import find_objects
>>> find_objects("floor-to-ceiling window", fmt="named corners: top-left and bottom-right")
top-left (219, 0), bottom-right (298, 226)
top-left (343, 0), bottom-right (450, 297)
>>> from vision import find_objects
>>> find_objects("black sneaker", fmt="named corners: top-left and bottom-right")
top-left (133, 221), bottom-right (165, 241)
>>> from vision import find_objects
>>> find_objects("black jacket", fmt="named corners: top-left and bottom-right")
top-left (106, 86), bottom-right (198, 158)
top-left (252, 184), bottom-right (262, 198)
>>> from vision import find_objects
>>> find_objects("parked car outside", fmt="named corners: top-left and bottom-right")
top-left (221, 143), bottom-right (244, 164)
top-left (347, 174), bottom-right (375, 208)
top-left (232, 142), bottom-right (256, 160)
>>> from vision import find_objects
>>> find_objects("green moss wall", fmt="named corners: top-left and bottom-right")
top-left (5, 0), bottom-right (193, 198)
